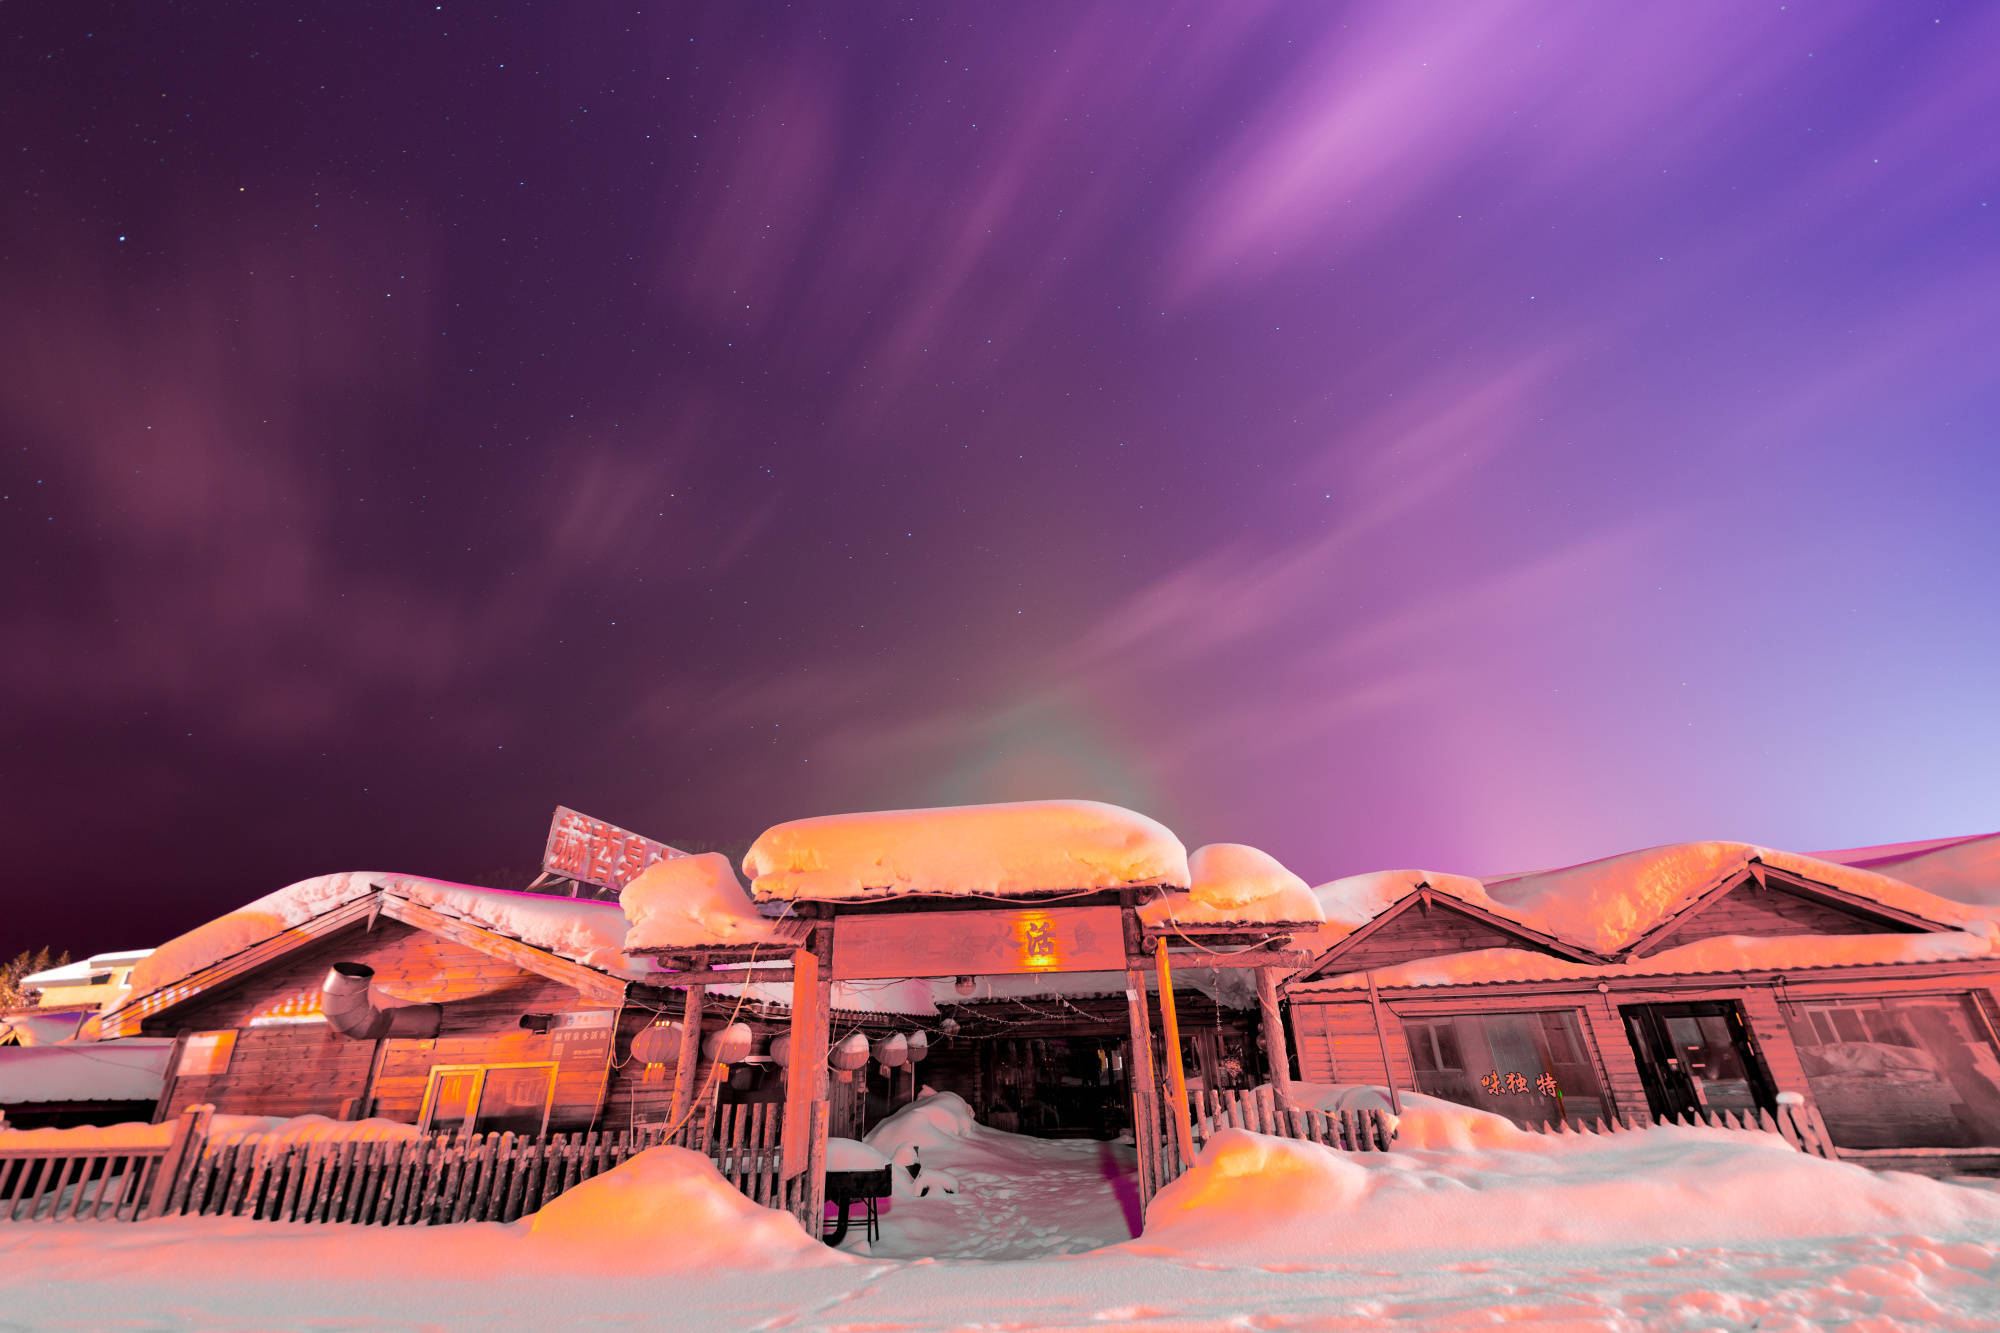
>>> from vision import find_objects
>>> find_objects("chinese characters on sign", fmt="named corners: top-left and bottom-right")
top-left (1480, 1070), bottom-right (1563, 1097)
top-left (542, 806), bottom-right (681, 893)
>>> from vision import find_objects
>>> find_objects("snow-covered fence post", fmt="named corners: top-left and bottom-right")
top-left (143, 1102), bottom-right (212, 1219)
top-left (1774, 1091), bottom-right (1836, 1159)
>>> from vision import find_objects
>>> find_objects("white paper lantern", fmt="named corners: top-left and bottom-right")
top-left (630, 1021), bottom-right (682, 1066)
top-left (904, 1031), bottom-right (929, 1064)
top-left (703, 1022), bottom-right (753, 1066)
top-left (871, 1032), bottom-right (908, 1072)
top-left (830, 1032), bottom-right (870, 1082)
top-left (769, 1033), bottom-right (792, 1068)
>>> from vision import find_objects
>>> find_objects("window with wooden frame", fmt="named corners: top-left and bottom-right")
top-left (1781, 992), bottom-right (2000, 1150)
top-left (418, 1063), bottom-right (557, 1137)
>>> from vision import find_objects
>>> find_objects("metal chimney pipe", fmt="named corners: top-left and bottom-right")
top-left (321, 962), bottom-right (442, 1040)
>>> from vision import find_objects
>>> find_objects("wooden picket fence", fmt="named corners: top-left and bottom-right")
top-left (0, 1142), bottom-right (172, 1222)
top-left (1149, 1085), bottom-right (1397, 1195)
top-left (1517, 1096), bottom-right (1838, 1159)
top-left (0, 1099), bottom-right (828, 1230)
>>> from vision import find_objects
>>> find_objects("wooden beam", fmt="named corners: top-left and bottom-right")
top-left (1365, 970), bottom-right (1401, 1114)
top-left (1154, 937), bottom-right (1197, 1164)
top-left (1121, 904), bottom-right (1162, 1202)
top-left (781, 927), bottom-right (833, 1180)
top-left (378, 895), bottom-right (627, 1005)
top-left (669, 984), bottom-right (707, 1132)
top-left (1158, 950), bottom-right (1317, 970)
top-left (1256, 966), bottom-right (1293, 1101)
top-left (652, 967), bottom-right (796, 985)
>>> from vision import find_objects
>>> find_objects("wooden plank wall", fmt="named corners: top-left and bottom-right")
top-left (152, 920), bottom-right (614, 1131)
top-left (1641, 890), bottom-right (1900, 956)
top-left (1331, 910), bottom-right (1552, 974)
top-left (1289, 1000), bottom-right (1412, 1088)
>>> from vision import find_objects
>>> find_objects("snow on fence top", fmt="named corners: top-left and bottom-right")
top-left (126, 872), bottom-right (660, 1003)
top-left (620, 852), bottom-right (792, 953)
top-left (741, 799), bottom-right (1190, 903)
top-left (1138, 843), bottom-right (1324, 927)
top-left (1481, 840), bottom-right (1991, 954)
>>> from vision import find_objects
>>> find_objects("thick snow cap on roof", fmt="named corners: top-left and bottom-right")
top-left (126, 873), bottom-right (658, 1002)
top-left (1138, 843), bottom-right (1323, 926)
top-left (1820, 830), bottom-right (2000, 907)
top-left (1310, 870), bottom-right (1497, 932)
top-left (742, 799), bottom-right (1189, 903)
top-left (1482, 840), bottom-right (1987, 955)
top-left (620, 852), bottom-right (789, 952)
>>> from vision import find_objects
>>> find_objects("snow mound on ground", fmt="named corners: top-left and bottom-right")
top-left (825, 1137), bottom-right (892, 1171)
top-left (1290, 1084), bottom-right (1539, 1151)
top-left (528, 1145), bottom-right (849, 1270)
top-left (863, 1090), bottom-right (985, 1157)
top-left (1140, 843), bottom-right (1323, 926)
top-left (620, 852), bottom-right (788, 951)
top-left (1131, 1126), bottom-right (2000, 1264)
top-left (742, 800), bottom-right (1189, 902)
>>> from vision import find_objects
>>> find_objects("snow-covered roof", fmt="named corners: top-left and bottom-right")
top-left (620, 853), bottom-right (795, 953)
top-left (125, 873), bottom-right (669, 1004)
top-left (742, 800), bottom-right (1189, 904)
top-left (1294, 924), bottom-right (2000, 991)
top-left (1138, 843), bottom-right (1324, 928)
top-left (1816, 830), bottom-right (2000, 908)
top-left (21, 950), bottom-right (154, 987)
top-left (1481, 841), bottom-right (1986, 954)
top-left (0, 1039), bottom-right (175, 1104)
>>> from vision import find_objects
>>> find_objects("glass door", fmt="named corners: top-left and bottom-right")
top-left (1621, 1002), bottom-right (1775, 1119)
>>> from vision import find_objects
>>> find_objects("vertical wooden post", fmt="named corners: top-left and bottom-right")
top-left (781, 923), bottom-right (832, 1181)
top-left (1123, 969), bottom-right (1160, 1198)
top-left (1255, 966), bottom-right (1294, 1103)
top-left (1365, 971), bottom-right (1401, 1114)
top-left (142, 1101), bottom-right (211, 1219)
top-left (670, 983), bottom-right (708, 1133)
top-left (1154, 938), bottom-right (1197, 1165)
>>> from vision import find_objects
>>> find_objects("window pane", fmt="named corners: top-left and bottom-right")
top-left (475, 1066), bottom-right (554, 1136)
top-left (1407, 1024), bottom-right (1439, 1073)
top-left (1404, 1011), bottom-right (1605, 1127)
top-left (427, 1070), bottom-right (479, 1136)
top-left (1788, 995), bottom-right (2000, 1149)
top-left (1432, 1023), bottom-right (1463, 1071)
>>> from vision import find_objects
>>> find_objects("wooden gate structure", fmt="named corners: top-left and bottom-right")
top-left (652, 891), bottom-right (1328, 1209)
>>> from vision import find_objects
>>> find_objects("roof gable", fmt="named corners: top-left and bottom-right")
top-left (96, 888), bottom-right (627, 1037)
top-left (1288, 885), bottom-right (1603, 987)
top-left (1620, 860), bottom-right (1951, 960)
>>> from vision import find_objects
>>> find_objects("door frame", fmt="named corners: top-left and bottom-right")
top-left (1620, 1000), bottom-right (1777, 1119)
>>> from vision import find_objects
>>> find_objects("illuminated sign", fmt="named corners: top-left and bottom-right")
top-left (542, 806), bottom-right (681, 892)
top-left (830, 906), bottom-right (1124, 980)
top-left (247, 988), bottom-right (327, 1027)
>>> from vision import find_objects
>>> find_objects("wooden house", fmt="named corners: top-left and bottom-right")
top-left (1281, 840), bottom-right (2000, 1174)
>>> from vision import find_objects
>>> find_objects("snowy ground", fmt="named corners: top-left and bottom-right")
top-left (5, 1093), bottom-right (2000, 1332)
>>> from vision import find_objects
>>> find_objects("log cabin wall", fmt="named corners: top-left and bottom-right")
top-left (1638, 888), bottom-right (1910, 956)
top-left (149, 918), bottom-right (617, 1130)
top-left (1289, 999), bottom-right (1413, 1088)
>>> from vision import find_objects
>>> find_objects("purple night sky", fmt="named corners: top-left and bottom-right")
top-left (3, 3), bottom-right (1996, 956)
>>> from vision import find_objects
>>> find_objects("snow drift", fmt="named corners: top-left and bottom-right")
top-left (527, 1145), bottom-right (851, 1271)
top-left (1132, 1118), bottom-right (2000, 1265)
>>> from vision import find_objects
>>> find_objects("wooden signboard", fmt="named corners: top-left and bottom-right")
top-left (831, 906), bottom-right (1124, 980)
top-left (176, 1030), bottom-right (237, 1077)
top-left (549, 1009), bottom-right (616, 1066)
top-left (542, 806), bottom-right (679, 892)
